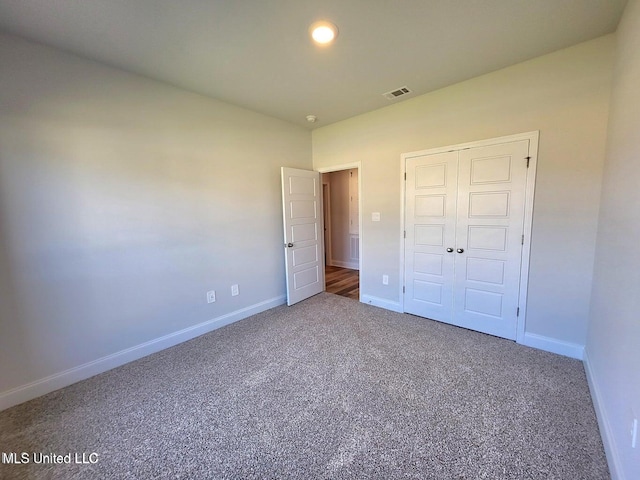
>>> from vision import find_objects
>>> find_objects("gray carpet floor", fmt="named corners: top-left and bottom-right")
top-left (0, 293), bottom-right (609, 479)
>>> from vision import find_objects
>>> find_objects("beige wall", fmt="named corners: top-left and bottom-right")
top-left (0, 33), bottom-right (311, 404)
top-left (313, 35), bottom-right (615, 351)
top-left (586, 0), bottom-right (640, 478)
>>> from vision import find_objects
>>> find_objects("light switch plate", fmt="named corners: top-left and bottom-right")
top-left (372, 212), bottom-right (381, 222)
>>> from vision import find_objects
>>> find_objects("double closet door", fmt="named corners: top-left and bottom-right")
top-left (404, 138), bottom-right (532, 340)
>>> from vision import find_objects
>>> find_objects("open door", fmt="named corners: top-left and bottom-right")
top-left (281, 167), bottom-right (325, 306)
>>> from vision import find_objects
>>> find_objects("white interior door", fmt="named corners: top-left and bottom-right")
top-left (404, 138), bottom-right (532, 340)
top-left (404, 151), bottom-right (458, 321)
top-left (453, 140), bottom-right (529, 339)
top-left (281, 167), bottom-right (324, 306)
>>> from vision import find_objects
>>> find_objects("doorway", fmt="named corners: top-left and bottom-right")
top-left (320, 164), bottom-right (361, 301)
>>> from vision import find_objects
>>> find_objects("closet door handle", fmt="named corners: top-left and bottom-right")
top-left (446, 248), bottom-right (454, 253)
top-left (457, 248), bottom-right (464, 253)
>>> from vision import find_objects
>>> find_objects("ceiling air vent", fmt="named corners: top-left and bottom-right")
top-left (383, 86), bottom-right (412, 100)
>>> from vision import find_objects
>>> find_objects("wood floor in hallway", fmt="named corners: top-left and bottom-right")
top-left (325, 265), bottom-right (359, 300)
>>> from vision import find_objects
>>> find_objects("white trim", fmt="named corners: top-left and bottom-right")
top-left (520, 332), bottom-right (584, 359)
top-left (0, 295), bottom-right (286, 412)
top-left (583, 349), bottom-right (624, 480)
top-left (361, 294), bottom-right (403, 313)
top-left (402, 131), bottom-right (540, 159)
top-left (358, 165), bottom-right (362, 301)
top-left (399, 154), bottom-right (407, 311)
top-left (316, 162), bottom-right (360, 173)
top-left (399, 131), bottom-right (539, 342)
top-left (516, 132), bottom-right (539, 343)
top-left (330, 260), bottom-right (359, 270)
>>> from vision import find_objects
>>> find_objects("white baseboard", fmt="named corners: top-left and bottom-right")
top-left (519, 332), bottom-right (584, 359)
top-left (583, 349), bottom-right (624, 480)
top-left (361, 294), bottom-right (403, 313)
top-left (0, 295), bottom-right (286, 412)
top-left (330, 260), bottom-right (359, 270)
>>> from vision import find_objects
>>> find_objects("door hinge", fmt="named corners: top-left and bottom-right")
top-left (517, 307), bottom-right (520, 317)
top-left (403, 286), bottom-right (406, 293)
top-left (350, 171), bottom-right (353, 177)
top-left (404, 172), bottom-right (407, 181)
top-left (404, 230), bottom-right (406, 238)
top-left (525, 156), bottom-right (531, 168)
top-left (521, 234), bottom-right (525, 245)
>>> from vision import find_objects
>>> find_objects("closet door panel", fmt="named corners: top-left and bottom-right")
top-left (404, 151), bottom-right (458, 322)
top-left (453, 140), bottom-right (530, 340)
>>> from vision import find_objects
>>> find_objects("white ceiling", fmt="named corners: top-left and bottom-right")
top-left (0, 0), bottom-right (628, 128)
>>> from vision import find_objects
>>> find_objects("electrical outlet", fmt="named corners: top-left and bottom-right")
top-left (206, 290), bottom-right (216, 304)
top-left (632, 418), bottom-right (638, 448)
top-left (382, 274), bottom-right (389, 285)
top-left (231, 284), bottom-right (239, 296)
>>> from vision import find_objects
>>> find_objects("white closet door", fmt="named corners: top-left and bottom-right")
top-left (404, 151), bottom-right (458, 321)
top-left (403, 138), bottom-right (531, 341)
top-left (453, 140), bottom-right (529, 339)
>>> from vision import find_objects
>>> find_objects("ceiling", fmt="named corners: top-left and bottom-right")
top-left (0, 0), bottom-right (628, 129)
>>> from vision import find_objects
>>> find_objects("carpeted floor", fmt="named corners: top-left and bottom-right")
top-left (0, 293), bottom-right (609, 479)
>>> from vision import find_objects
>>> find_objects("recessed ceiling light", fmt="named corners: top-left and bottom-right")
top-left (309, 21), bottom-right (338, 45)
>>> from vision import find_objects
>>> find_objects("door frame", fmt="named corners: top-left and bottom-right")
top-left (316, 162), bottom-right (363, 300)
top-left (399, 131), bottom-right (539, 344)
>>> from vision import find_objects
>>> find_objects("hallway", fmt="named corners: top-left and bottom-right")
top-left (325, 266), bottom-right (359, 300)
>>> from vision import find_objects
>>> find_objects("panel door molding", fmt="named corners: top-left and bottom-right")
top-left (401, 132), bottom-right (538, 341)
